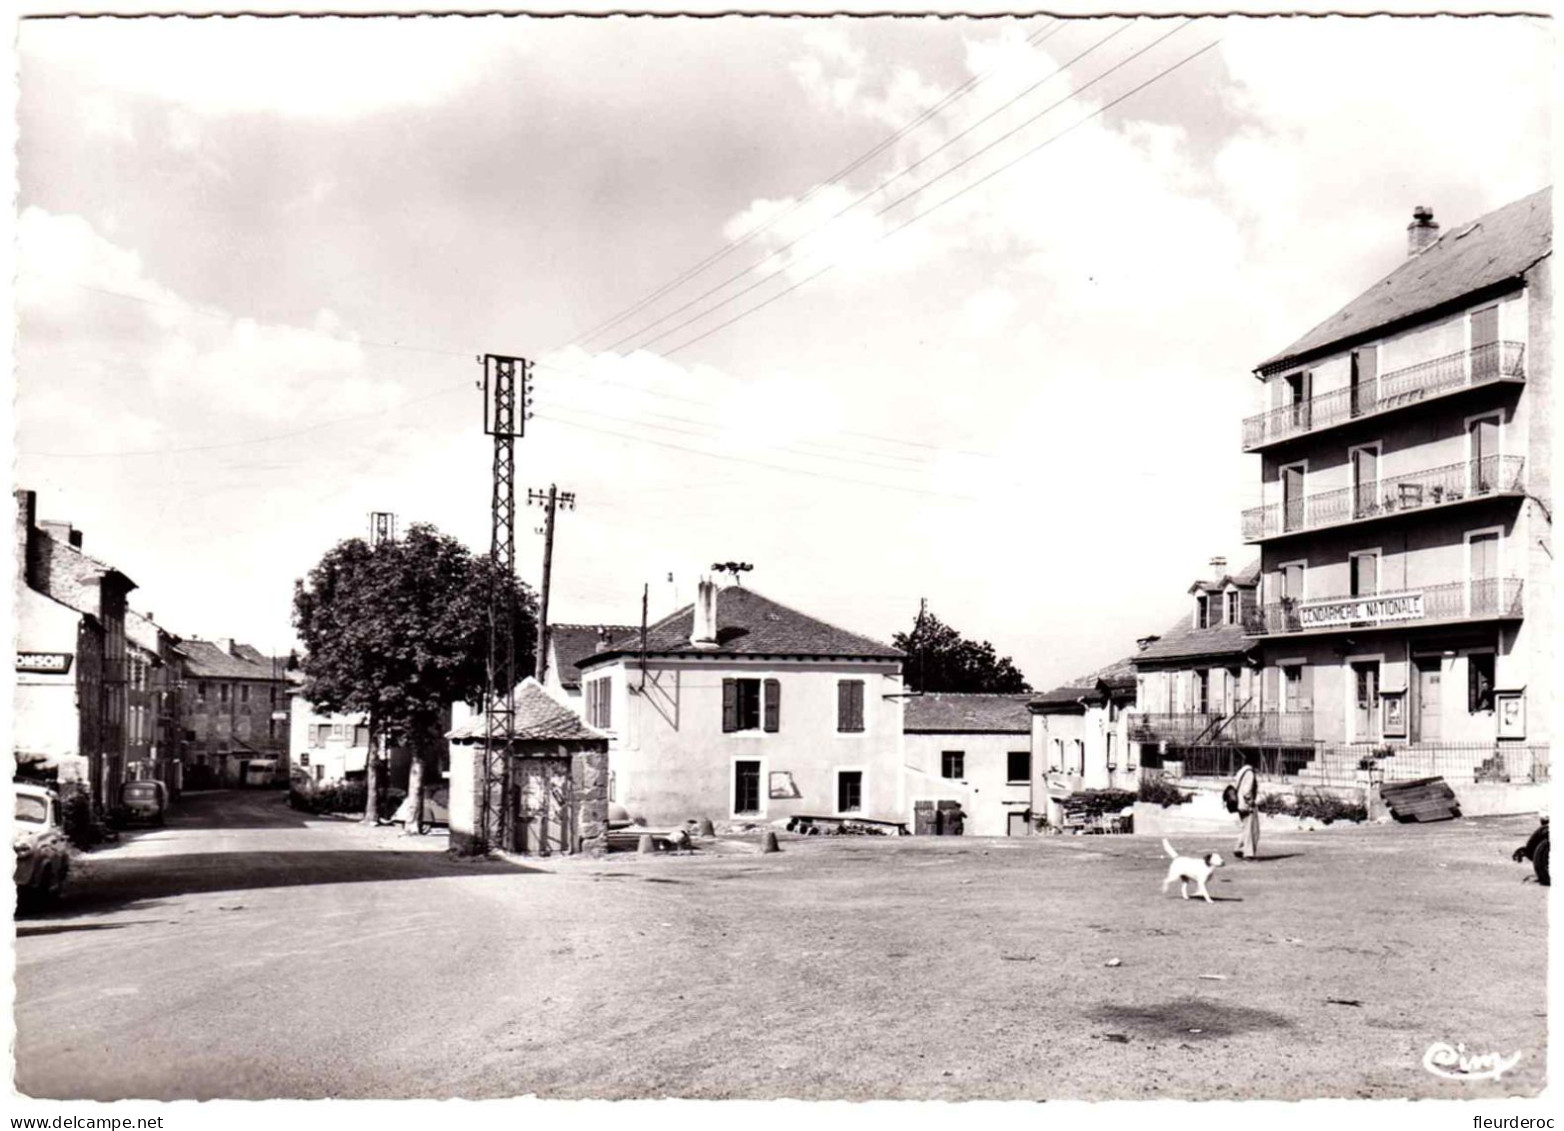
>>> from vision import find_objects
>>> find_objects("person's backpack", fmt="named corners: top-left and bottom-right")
top-left (1222, 784), bottom-right (1239, 813)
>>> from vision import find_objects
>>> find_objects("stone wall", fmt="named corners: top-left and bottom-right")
top-left (572, 746), bottom-right (610, 856)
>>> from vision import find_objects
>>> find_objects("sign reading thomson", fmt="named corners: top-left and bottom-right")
top-left (1297, 591), bottom-right (1425, 629)
top-left (16, 652), bottom-right (74, 674)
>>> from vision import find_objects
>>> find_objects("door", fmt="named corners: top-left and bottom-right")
top-left (1282, 464), bottom-right (1306, 532)
top-left (1469, 415), bottom-right (1500, 494)
top-left (1352, 662), bottom-right (1381, 742)
top-left (1469, 530), bottom-right (1499, 614)
top-left (1352, 446), bottom-right (1379, 518)
top-left (1350, 348), bottom-right (1378, 417)
top-left (513, 757), bottom-right (572, 855)
top-left (1350, 551), bottom-right (1378, 598)
top-left (1414, 657), bottom-right (1443, 743)
top-left (1470, 305), bottom-right (1499, 381)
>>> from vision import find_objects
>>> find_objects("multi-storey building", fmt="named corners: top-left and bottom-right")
top-left (15, 489), bottom-right (136, 813)
top-left (175, 638), bottom-right (292, 787)
top-left (125, 609), bottom-right (184, 793)
top-left (1239, 189), bottom-right (1550, 786)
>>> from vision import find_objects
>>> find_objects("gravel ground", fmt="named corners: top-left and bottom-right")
top-left (13, 792), bottom-right (1548, 1100)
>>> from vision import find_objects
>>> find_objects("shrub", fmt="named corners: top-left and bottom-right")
top-left (1255, 792), bottom-right (1290, 816)
top-left (1254, 789), bottom-right (1366, 824)
top-left (1137, 776), bottom-right (1193, 808)
top-left (1069, 789), bottom-right (1137, 818)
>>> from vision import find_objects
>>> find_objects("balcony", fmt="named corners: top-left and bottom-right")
top-left (1243, 578), bottom-right (1524, 637)
top-left (1242, 341), bottom-right (1526, 451)
top-left (1130, 710), bottom-right (1315, 746)
top-left (1242, 455), bottom-right (1526, 541)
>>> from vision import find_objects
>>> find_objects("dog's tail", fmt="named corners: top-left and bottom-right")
top-left (1162, 838), bottom-right (1178, 859)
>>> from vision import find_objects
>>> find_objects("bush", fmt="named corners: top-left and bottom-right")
top-left (1069, 789), bottom-right (1137, 818)
top-left (1137, 776), bottom-right (1193, 808)
top-left (1254, 789), bottom-right (1366, 824)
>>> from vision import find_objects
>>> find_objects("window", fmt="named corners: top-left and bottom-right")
top-left (1281, 463), bottom-right (1306, 532)
top-left (722, 678), bottom-right (779, 733)
top-left (1194, 594), bottom-right (1211, 629)
top-left (1350, 346), bottom-right (1378, 417)
top-left (1351, 444), bottom-right (1380, 518)
top-left (241, 684), bottom-right (250, 704)
top-left (586, 678), bottom-right (612, 729)
top-left (198, 681), bottom-right (209, 702)
top-left (270, 687), bottom-right (278, 706)
top-left (734, 760), bottom-right (761, 815)
top-left (837, 771), bottom-right (863, 813)
top-left (1469, 414), bottom-right (1502, 493)
top-left (1470, 304), bottom-right (1499, 379)
top-left (1224, 591), bottom-right (1239, 626)
top-left (1468, 653), bottom-right (1496, 713)
top-left (300, 752), bottom-right (310, 768)
top-left (836, 680), bottom-right (865, 733)
top-left (220, 684), bottom-right (230, 704)
top-left (941, 751), bottom-right (965, 779)
top-left (1283, 665), bottom-right (1304, 713)
top-left (1007, 750), bottom-right (1030, 783)
top-left (353, 725), bottom-right (369, 746)
top-left (268, 719), bottom-right (278, 740)
top-left (331, 723), bottom-right (346, 740)
top-left (1195, 670), bottom-right (1210, 715)
top-left (1050, 738), bottom-right (1064, 772)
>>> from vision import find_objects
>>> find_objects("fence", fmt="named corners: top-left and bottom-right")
top-left (1153, 741), bottom-right (1550, 789)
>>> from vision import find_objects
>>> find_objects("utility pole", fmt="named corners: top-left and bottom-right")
top-left (528, 484), bottom-right (576, 685)
top-left (472, 354), bottom-right (533, 854)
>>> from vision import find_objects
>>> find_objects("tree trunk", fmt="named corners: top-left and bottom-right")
top-left (402, 729), bottom-right (427, 836)
top-left (362, 712), bottom-right (381, 825)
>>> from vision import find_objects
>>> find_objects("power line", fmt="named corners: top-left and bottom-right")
top-left (599, 19), bottom-right (1133, 357)
top-left (564, 16), bottom-right (1069, 352)
top-left (661, 32), bottom-right (1221, 361)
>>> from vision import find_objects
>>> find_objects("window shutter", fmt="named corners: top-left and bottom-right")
top-left (852, 681), bottom-right (864, 731)
top-left (764, 679), bottom-right (781, 733)
top-left (837, 681), bottom-right (850, 731)
top-left (722, 679), bottom-right (738, 733)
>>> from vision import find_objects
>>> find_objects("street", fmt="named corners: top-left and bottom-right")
top-left (13, 789), bottom-right (1548, 1100)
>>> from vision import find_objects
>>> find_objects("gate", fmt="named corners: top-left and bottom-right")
top-left (510, 757), bottom-right (574, 855)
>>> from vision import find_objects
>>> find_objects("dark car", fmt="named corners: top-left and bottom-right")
top-left (119, 780), bottom-right (169, 827)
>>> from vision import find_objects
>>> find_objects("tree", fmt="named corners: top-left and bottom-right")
top-left (893, 610), bottom-right (1031, 694)
top-left (292, 524), bottom-right (537, 831)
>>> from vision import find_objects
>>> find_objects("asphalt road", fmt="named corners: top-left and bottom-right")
top-left (12, 790), bottom-right (1549, 1100)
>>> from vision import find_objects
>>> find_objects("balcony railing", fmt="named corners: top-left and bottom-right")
top-left (1130, 710), bottom-right (1315, 746)
top-left (1244, 578), bottom-right (1524, 636)
top-left (1242, 455), bottom-right (1526, 540)
top-left (1242, 341), bottom-right (1526, 450)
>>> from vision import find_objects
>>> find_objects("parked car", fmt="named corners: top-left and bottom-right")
top-left (391, 785), bottom-right (450, 834)
top-left (119, 779), bottom-right (169, 827)
top-left (15, 783), bottom-right (71, 907)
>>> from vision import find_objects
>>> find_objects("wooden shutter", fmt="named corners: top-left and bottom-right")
top-left (852, 682), bottom-right (864, 731)
top-left (763, 679), bottom-right (780, 733)
top-left (837, 681), bottom-right (851, 732)
top-left (722, 679), bottom-right (738, 733)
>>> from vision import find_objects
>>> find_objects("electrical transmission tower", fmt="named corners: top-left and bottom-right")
top-left (475, 354), bottom-right (534, 853)
top-left (528, 484), bottom-right (575, 686)
top-left (368, 512), bottom-right (397, 547)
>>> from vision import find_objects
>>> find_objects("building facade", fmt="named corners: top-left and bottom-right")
top-left (542, 623), bottom-right (638, 708)
top-left (903, 693), bottom-right (1034, 836)
top-left (1028, 658), bottom-right (1139, 827)
top-left (1239, 190), bottom-right (1551, 787)
top-left (176, 638), bottom-right (292, 786)
top-left (15, 489), bottom-right (135, 813)
top-left (573, 580), bottom-right (906, 828)
top-left (124, 609), bottom-right (186, 792)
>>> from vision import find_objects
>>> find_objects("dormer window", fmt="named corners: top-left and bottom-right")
top-left (1194, 594), bottom-right (1211, 629)
top-left (1225, 590), bottom-right (1240, 626)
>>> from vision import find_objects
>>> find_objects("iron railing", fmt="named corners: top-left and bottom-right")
top-left (1242, 341), bottom-right (1526, 450)
top-left (1242, 456), bottom-right (1526, 540)
top-left (1129, 711), bottom-right (1314, 745)
top-left (1160, 742), bottom-right (1549, 788)
top-left (1244, 578), bottom-right (1524, 636)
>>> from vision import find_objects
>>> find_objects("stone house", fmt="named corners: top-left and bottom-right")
top-left (902, 693), bottom-right (1035, 836)
top-left (176, 638), bottom-right (292, 786)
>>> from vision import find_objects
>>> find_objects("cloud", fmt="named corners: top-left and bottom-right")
top-left (20, 16), bottom-right (510, 120)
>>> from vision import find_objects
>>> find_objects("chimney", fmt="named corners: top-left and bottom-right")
top-left (1209, 556), bottom-right (1228, 580)
top-left (594, 626), bottom-right (613, 652)
top-left (15, 490), bottom-right (36, 582)
top-left (39, 520), bottom-right (82, 549)
top-left (690, 577), bottom-right (719, 649)
top-left (1407, 205), bottom-right (1439, 256)
top-left (216, 637), bottom-right (236, 656)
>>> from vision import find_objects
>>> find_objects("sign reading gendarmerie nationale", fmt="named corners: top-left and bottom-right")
top-left (16, 652), bottom-right (74, 674)
top-left (1298, 592), bottom-right (1425, 629)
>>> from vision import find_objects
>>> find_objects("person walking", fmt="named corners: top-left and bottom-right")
top-left (1234, 753), bottom-right (1260, 860)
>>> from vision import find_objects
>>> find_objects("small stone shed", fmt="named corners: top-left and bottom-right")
top-left (446, 677), bottom-right (610, 857)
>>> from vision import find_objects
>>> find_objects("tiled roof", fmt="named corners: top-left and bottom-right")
top-left (904, 693), bottom-right (1034, 734)
top-left (447, 678), bottom-right (610, 743)
top-left (175, 639), bottom-right (288, 680)
top-left (579, 586), bottom-right (902, 667)
top-left (1259, 187), bottom-right (1552, 373)
top-left (550, 623), bottom-right (640, 690)
top-left (1138, 560), bottom-right (1263, 664)
top-left (1188, 560), bottom-right (1262, 594)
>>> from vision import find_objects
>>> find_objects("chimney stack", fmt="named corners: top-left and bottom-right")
top-left (216, 637), bottom-right (236, 656)
top-left (690, 577), bottom-right (719, 649)
top-left (39, 520), bottom-right (82, 549)
top-left (1209, 556), bottom-right (1228, 580)
top-left (1407, 205), bottom-right (1439, 256)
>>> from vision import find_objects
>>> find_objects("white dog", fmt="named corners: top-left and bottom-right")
top-left (1162, 838), bottom-right (1224, 903)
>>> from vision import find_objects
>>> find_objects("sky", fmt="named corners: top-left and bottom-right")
top-left (10, 12), bottom-right (1553, 694)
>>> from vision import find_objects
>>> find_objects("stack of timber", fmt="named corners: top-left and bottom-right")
top-left (1380, 776), bottom-right (1461, 823)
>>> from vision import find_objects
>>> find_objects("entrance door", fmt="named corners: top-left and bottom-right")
top-left (1414, 657), bottom-right (1442, 743)
top-left (1352, 446), bottom-right (1379, 518)
top-left (1470, 305), bottom-right (1499, 381)
top-left (1282, 464), bottom-right (1306, 531)
top-left (513, 757), bottom-right (572, 855)
top-left (1469, 415), bottom-right (1500, 494)
top-left (1350, 347), bottom-right (1378, 418)
top-left (1352, 661), bottom-right (1381, 742)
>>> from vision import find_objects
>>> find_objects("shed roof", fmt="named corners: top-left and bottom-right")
top-left (447, 677), bottom-right (610, 744)
top-left (1259, 187), bottom-right (1552, 373)
top-left (904, 693), bottom-right (1033, 734)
